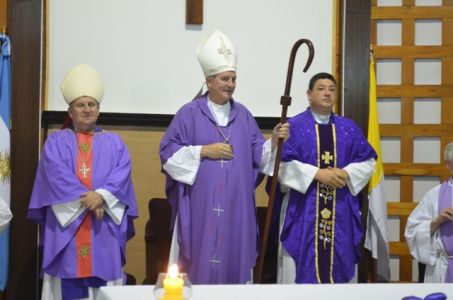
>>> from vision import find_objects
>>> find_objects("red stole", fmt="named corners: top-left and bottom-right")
top-left (75, 132), bottom-right (94, 278)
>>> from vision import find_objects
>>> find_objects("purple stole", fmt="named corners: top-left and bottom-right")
top-left (438, 181), bottom-right (453, 283)
top-left (315, 124), bottom-right (336, 283)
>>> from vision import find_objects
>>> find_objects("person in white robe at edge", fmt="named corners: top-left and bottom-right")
top-left (162, 29), bottom-right (289, 283)
top-left (405, 141), bottom-right (453, 283)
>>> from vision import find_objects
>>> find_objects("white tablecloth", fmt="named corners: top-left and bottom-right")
top-left (96, 283), bottom-right (453, 300)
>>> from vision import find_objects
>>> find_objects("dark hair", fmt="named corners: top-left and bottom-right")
top-left (308, 72), bottom-right (337, 90)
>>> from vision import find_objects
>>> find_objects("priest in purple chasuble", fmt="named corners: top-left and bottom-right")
top-left (268, 73), bottom-right (377, 283)
top-left (28, 64), bottom-right (138, 300)
top-left (160, 30), bottom-right (289, 284)
top-left (405, 141), bottom-right (453, 283)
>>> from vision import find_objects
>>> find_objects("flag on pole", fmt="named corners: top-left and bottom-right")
top-left (0, 32), bottom-right (12, 291)
top-left (365, 53), bottom-right (391, 281)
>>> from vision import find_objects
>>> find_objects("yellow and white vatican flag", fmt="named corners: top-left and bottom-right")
top-left (365, 54), bottom-right (390, 281)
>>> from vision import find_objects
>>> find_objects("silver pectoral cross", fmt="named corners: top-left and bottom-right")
top-left (219, 157), bottom-right (228, 168)
top-left (79, 162), bottom-right (91, 178)
top-left (213, 205), bottom-right (224, 217)
top-left (219, 141), bottom-right (232, 168)
top-left (209, 254), bottom-right (222, 264)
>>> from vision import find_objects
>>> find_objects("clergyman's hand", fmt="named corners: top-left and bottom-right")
top-left (271, 123), bottom-right (290, 151)
top-left (93, 207), bottom-right (105, 220)
top-left (314, 168), bottom-right (347, 188)
top-left (328, 167), bottom-right (349, 182)
top-left (431, 207), bottom-right (453, 234)
top-left (80, 191), bottom-right (104, 211)
top-left (201, 143), bottom-right (234, 160)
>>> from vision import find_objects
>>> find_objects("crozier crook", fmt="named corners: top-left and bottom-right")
top-left (254, 39), bottom-right (314, 283)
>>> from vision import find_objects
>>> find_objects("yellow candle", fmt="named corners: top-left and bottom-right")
top-left (163, 264), bottom-right (183, 299)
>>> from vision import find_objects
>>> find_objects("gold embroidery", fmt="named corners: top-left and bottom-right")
top-left (79, 143), bottom-right (90, 152)
top-left (319, 208), bottom-right (333, 249)
top-left (330, 124), bottom-right (337, 283)
top-left (320, 208), bottom-right (331, 219)
top-left (319, 183), bottom-right (334, 205)
top-left (79, 245), bottom-right (90, 258)
top-left (314, 124), bottom-right (321, 283)
top-left (321, 151), bottom-right (333, 165)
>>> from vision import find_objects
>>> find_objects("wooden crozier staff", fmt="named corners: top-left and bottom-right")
top-left (254, 39), bottom-right (315, 283)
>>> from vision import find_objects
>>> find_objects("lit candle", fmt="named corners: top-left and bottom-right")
top-left (163, 264), bottom-right (183, 300)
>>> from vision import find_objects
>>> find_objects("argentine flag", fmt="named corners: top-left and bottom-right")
top-left (0, 32), bottom-right (12, 291)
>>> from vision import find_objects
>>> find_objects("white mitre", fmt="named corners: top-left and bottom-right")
top-left (196, 30), bottom-right (236, 77)
top-left (60, 64), bottom-right (105, 105)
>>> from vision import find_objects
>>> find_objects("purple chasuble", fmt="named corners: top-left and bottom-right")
top-left (437, 181), bottom-right (453, 283)
top-left (279, 108), bottom-right (377, 283)
top-left (28, 128), bottom-right (138, 298)
top-left (160, 93), bottom-right (265, 284)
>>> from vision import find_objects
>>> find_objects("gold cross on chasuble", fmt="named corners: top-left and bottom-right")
top-left (322, 151), bottom-right (333, 165)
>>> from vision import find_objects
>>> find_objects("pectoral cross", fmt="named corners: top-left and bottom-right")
top-left (209, 254), bottom-right (221, 264)
top-left (213, 205), bottom-right (224, 217)
top-left (219, 158), bottom-right (228, 168)
top-left (79, 162), bottom-right (90, 178)
top-left (322, 151), bottom-right (333, 165)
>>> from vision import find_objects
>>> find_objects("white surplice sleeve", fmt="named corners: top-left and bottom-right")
top-left (96, 188), bottom-right (125, 225)
top-left (162, 145), bottom-right (202, 185)
top-left (52, 189), bottom-right (126, 227)
top-left (261, 152), bottom-right (318, 194)
top-left (165, 136), bottom-right (273, 186)
top-left (343, 158), bottom-right (376, 196)
top-left (51, 199), bottom-right (86, 228)
top-left (262, 156), bottom-right (376, 196)
top-left (259, 139), bottom-right (276, 174)
top-left (259, 139), bottom-right (317, 194)
top-left (278, 161), bottom-right (318, 194)
top-left (405, 185), bottom-right (441, 266)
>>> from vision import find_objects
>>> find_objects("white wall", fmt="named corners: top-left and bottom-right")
top-left (46, 0), bottom-right (334, 117)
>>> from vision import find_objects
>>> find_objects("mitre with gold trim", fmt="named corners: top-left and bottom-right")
top-left (196, 30), bottom-right (236, 77)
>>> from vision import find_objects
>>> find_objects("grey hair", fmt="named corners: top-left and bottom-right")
top-left (444, 142), bottom-right (453, 161)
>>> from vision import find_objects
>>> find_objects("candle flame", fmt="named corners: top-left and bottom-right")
top-left (168, 264), bottom-right (179, 278)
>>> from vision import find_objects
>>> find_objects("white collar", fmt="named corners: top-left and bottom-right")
top-left (207, 96), bottom-right (230, 126)
top-left (311, 110), bottom-right (331, 124)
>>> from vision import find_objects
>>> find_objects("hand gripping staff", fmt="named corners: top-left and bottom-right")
top-left (254, 39), bottom-right (315, 283)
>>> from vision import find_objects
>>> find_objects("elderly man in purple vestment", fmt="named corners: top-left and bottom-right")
top-left (28, 64), bottom-right (138, 300)
top-left (267, 72), bottom-right (377, 283)
top-left (160, 30), bottom-right (289, 284)
top-left (405, 141), bottom-right (453, 283)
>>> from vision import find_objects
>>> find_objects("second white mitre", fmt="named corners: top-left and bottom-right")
top-left (196, 30), bottom-right (237, 77)
top-left (60, 64), bottom-right (105, 105)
